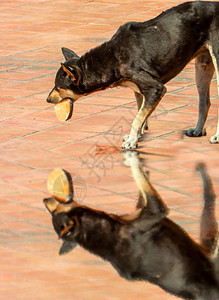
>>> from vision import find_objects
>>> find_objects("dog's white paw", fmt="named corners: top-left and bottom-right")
top-left (209, 135), bottom-right (219, 144)
top-left (122, 136), bottom-right (138, 149)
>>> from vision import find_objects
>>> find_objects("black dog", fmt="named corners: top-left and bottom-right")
top-left (44, 152), bottom-right (219, 299)
top-left (47, 1), bottom-right (219, 149)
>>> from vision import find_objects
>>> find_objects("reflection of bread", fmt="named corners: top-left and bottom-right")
top-left (55, 98), bottom-right (73, 121)
top-left (47, 168), bottom-right (73, 202)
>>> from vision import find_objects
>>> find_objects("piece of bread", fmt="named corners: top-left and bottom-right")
top-left (47, 168), bottom-right (73, 202)
top-left (55, 98), bottom-right (73, 121)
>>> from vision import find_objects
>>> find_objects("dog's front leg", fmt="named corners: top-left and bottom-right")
top-left (123, 151), bottom-right (168, 217)
top-left (122, 80), bottom-right (166, 149)
top-left (122, 95), bottom-right (147, 149)
top-left (134, 92), bottom-right (148, 137)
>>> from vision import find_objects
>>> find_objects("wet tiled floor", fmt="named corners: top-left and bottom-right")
top-left (1, 0), bottom-right (219, 299)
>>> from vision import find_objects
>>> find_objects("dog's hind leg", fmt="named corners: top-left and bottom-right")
top-left (185, 51), bottom-right (214, 137)
top-left (208, 43), bottom-right (219, 144)
top-left (196, 163), bottom-right (218, 257)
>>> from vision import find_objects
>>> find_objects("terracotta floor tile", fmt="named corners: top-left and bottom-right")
top-left (0, 125), bottom-right (34, 139)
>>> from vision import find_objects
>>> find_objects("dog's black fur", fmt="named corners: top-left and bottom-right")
top-left (47, 1), bottom-right (219, 149)
top-left (44, 153), bottom-right (219, 299)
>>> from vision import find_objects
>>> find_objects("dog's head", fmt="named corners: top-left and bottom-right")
top-left (44, 197), bottom-right (81, 255)
top-left (44, 168), bottom-right (82, 255)
top-left (47, 47), bottom-right (84, 104)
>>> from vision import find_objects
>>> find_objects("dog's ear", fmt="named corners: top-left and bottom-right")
top-left (59, 241), bottom-right (77, 255)
top-left (62, 47), bottom-right (79, 60)
top-left (61, 63), bottom-right (81, 86)
top-left (44, 197), bottom-right (59, 213)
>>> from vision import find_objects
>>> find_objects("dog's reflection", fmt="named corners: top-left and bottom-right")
top-left (44, 152), bottom-right (219, 299)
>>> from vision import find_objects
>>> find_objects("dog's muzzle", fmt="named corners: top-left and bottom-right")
top-left (47, 88), bottom-right (62, 104)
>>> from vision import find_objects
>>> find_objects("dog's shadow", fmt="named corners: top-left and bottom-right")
top-left (44, 151), bottom-right (219, 299)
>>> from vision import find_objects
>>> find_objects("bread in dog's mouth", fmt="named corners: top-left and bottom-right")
top-left (47, 168), bottom-right (73, 202)
top-left (55, 98), bottom-right (73, 121)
